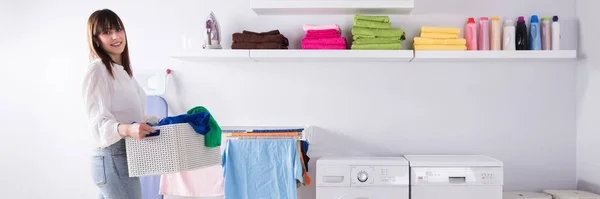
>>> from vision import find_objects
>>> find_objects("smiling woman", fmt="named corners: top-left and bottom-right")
top-left (82, 8), bottom-right (161, 199)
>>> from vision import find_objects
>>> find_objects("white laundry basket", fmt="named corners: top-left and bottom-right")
top-left (125, 123), bottom-right (221, 177)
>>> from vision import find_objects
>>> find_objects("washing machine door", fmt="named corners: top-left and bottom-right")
top-left (334, 187), bottom-right (408, 199)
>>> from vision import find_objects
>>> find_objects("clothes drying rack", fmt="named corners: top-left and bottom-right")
top-left (221, 126), bottom-right (313, 141)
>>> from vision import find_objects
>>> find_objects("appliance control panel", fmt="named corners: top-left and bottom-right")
top-left (350, 165), bottom-right (409, 187)
top-left (410, 167), bottom-right (503, 186)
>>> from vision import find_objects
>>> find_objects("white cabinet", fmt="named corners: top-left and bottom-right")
top-left (250, 0), bottom-right (414, 15)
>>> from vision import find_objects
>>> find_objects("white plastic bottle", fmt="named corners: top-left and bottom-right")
top-left (490, 17), bottom-right (502, 50)
top-left (503, 19), bottom-right (516, 50)
top-left (552, 16), bottom-right (560, 50)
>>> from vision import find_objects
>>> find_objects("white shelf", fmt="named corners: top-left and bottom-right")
top-left (171, 49), bottom-right (250, 62)
top-left (412, 50), bottom-right (577, 62)
top-left (249, 50), bottom-right (414, 62)
top-left (170, 49), bottom-right (579, 63)
top-left (250, 0), bottom-right (414, 15)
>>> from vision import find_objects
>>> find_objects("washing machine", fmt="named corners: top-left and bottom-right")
top-left (404, 155), bottom-right (504, 199)
top-left (543, 190), bottom-right (600, 199)
top-left (316, 157), bottom-right (410, 199)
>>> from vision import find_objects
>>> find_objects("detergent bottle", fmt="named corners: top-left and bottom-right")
top-left (478, 17), bottom-right (490, 50)
top-left (516, 16), bottom-right (528, 50)
top-left (552, 16), bottom-right (560, 50)
top-left (529, 15), bottom-right (542, 50)
top-left (466, 17), bottom-right (478, 50)
top-left (503, 19), bottom-right (516, 50)
top-left (490, 17), bottom-right (502, 50)
top-left (541, 17), bottom-right (552, 50)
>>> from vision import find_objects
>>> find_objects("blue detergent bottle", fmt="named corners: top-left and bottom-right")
top-left (529, 15), bottom-right (542, 50)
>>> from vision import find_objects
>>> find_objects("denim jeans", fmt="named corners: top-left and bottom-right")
top-left (92, 139), bottom-right (142, 199)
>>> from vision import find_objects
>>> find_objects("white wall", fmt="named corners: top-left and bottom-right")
top-left (0, 0), bottom-right (580, 198)
top-left (576, 0), bottom-right (600, 194)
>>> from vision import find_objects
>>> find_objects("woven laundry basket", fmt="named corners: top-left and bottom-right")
top-left (125, 123), bottom-right (221, 177)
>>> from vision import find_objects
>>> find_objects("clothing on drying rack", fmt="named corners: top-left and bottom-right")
top-left (187, 106), bottom-right (221, 147)
top-left (231, 29), bottom-right (289, 49)
top-left (157, 112), bottom-right (211, 135)
top-left (222, 139), bottom-right (303, 199)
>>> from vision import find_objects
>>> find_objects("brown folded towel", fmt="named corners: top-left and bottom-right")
top-left (231, 42), bottom-right (287, 49)
top-left (232, 33), bottom-right (289, 46)
top-left (242, 30), bottom-right (281, 35)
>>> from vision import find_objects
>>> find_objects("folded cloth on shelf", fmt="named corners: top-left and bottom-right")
top-left (353, 19), bottom-right (392, 29)
top-left (242, 30), bottom-right (281, 35)
top-left (223, 139), bottom-right (303, 199)
top-left (420, 26), bottom-right (461, 35)
top-left (157, 112), bottom-right (211, 135)
top-left (187, 106), bottom-right (221, 148)
top-left (301, 43), bottom-right (347, 50)
top-left (353, 37), bottom-right (401, 44)
top-left (301, 37), bottom-right (346, 45)
top-left (352, 26), bottom-right (406, 39)
top-left (419, 32), bottom-right (459, 39)
top-left (231, 42), bottom-right (286, 49)
top-left (158, 138), bottom-right (227, 197)
top-left (354, 14), bottom-right (390, 23)
top-left (304, 29), bottom-right (341, 38)
top-left (351, 43), bottom-right (402, 50)
top-left (414, 45), bottom-right (467, 50)
top-left (413, 37), bottom-right (466, 45)
top-left (232, 33), bottom-right (289, 46)
top-left (303, 24), bottom-right (341, 33)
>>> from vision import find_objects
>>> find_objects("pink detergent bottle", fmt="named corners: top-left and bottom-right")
top-left (466, 17), bottom-right (478, 50)
top-left (478, 17), bottom-right (490, 50)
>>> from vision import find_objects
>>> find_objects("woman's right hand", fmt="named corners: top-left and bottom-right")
top-left (118, 123), bottom-right (157, 140)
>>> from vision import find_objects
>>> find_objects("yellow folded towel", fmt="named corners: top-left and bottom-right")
top-left (420, 32), bottom-right (459, 39)
top-left (414, 45), bottom-right (467, 50)
top-left (413, 37), bottom-right (467, 45)
top-left (421, 26), bottom-right (461, 35)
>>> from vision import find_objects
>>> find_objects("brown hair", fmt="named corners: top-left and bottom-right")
top-left (87, 9), bottom-right (132, 78)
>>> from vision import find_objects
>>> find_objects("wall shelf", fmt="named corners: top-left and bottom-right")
top-left (249, 50), bottom-right (414, 62)
top-left (412, 50), bottom-right (578, 62)
top-left (250, 0), bottom-right (414, 15)
top-left (171, 49), bottom-right (251, 62)
top-left (171, 49), bottom-right (578, 63)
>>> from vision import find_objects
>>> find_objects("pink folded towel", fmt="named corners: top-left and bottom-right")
top-left (301, 37), bottom-right (347, 45)
top-left (303, 24), bottom-right (341, 33)
top-left (304, 29), bottom-right (341, 39)
top-left (301, 43), bottom-right (347, 49)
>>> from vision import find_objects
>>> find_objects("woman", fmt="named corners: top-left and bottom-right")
top-left (82, 9), bottom-right (159, 199)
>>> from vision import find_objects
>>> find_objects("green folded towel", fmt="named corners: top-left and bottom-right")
top-left (187, 106), bottom-right (221, 147)
top-left (353, 37), bottom-right (401, 44)
top-left (354, 14), bottom-right (390, 23)
top-left (353, 19), bottom-right (392, 29)
top-left (352, 26), bottom-right (406, 39)
top-left (351, 43), bottom-right (403, 50)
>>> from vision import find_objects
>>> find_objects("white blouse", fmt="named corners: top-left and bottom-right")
top-left (82, 59), bottom-right (159, 148)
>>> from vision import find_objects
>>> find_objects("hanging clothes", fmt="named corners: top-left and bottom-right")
top-left (222, 139), bottom-right (303, 199)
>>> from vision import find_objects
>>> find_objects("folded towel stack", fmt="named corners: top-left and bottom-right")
top-left (351, 14), bottom-right (406, 50)
top-left (301, 24), bottom-right (347, 50)
top-left (231, 30), bottom-right (289, 49)
top-left (413, 26), bottom-right (467, 50)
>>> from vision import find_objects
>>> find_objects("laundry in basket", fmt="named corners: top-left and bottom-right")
top-left (125, 121), bottom-right (221, 177)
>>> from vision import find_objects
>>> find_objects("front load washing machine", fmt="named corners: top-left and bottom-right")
top-left (316, 157), bottom-right (410, 199)
top-left (405, 155), bottom-right (504, 199)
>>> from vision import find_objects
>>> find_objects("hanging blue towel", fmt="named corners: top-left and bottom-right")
top-left (157, 112), bottom-right (211, 135)
top-left (222, 139), bottom-right (303, 199)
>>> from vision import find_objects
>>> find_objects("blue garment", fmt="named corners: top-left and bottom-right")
top-left (222, 139), bottom-right (303, 199)
top-left (157, 112), bottom-right (211, 135)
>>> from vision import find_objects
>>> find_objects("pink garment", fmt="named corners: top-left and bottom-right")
top-left (159, 142), bottom-right (226, 197)
top-left (303, 24), bottom-right (341, 33)
top-left (301, 37), bottom-right (346, 45)
top-left (305, 29), bottom-right (341, 38)
top-left (301, 43), bottom-right (347, 49)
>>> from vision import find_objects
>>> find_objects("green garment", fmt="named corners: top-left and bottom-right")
top-left (353, 37), bottom-right (401, 44)
top-left (354, 14), bottom-right (390, 23)
top-left (351, 43), bottom-right (403, 50)
top-left (353, 19), bottom-right (392, 29)
top-left (351, 26), bottom-right (406, 39)
top-left (187, 106), bottom-right (221, 147)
